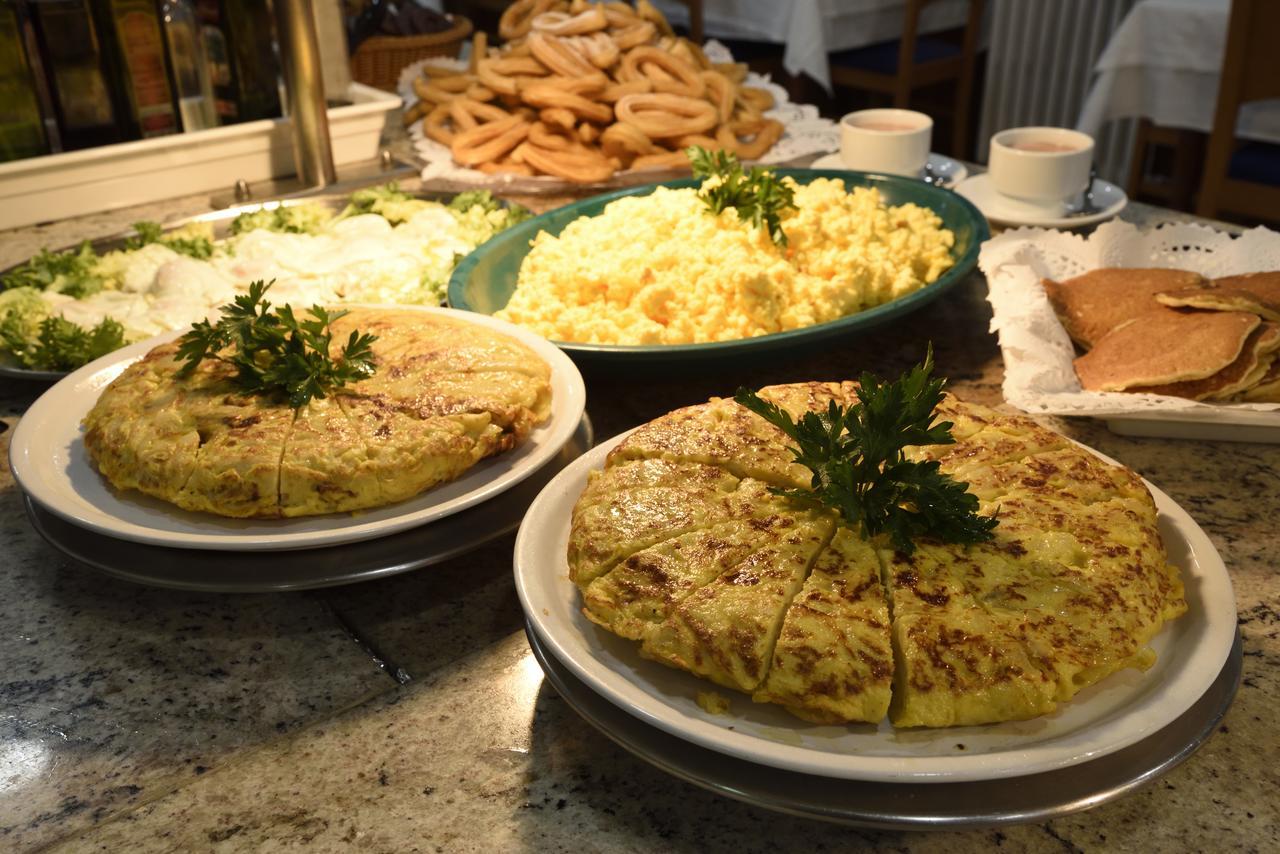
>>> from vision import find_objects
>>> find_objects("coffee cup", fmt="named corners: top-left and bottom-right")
top-left (839, 109), bottom-right (932, 177)
top-left (988, 127), bottom-right (1094, 210)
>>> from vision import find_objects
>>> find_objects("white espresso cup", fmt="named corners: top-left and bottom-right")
top-left (988, 127), bottom-right (1094, 209)
top-left (839, 109), bottom-right (932, 177)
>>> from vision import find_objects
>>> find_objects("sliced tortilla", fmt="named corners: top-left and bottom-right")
top-left (1073, 307), bottom-right (1260, 392)
top-left (1043, 268), bottom-right (1205, 349)
top-left (1155, 271), bottom-right (1280, 322)
top-left (1127, 323), bottom-right (1280, 401)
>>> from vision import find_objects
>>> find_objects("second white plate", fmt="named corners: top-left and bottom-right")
top-left (9, 306), bottom-right (586, 551)
top-left (810, 152), bottom-right (969, 188)
top-left (514, 431), bottom-right (1238, 783)
top-left (956, 173), bottom-right (1127, 228)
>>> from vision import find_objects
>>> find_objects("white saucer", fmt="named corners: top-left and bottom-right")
top-left (955, 173), bottom-right (1127, 228)
top-left (810, 152), bottom-right (968, 188)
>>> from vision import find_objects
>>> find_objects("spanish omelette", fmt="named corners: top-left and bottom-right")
top-left (83, 308), bottom-right (552, 518)
top-left (568, 382), bottom-right (1186, 728)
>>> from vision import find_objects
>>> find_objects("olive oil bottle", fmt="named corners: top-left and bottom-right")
top-left (92, 0), bottom-right (181, 138)
top-left (27, 0), bottom-right (128, 149)
top-left (195, 0), bottom-right (280, 124)
top-left (160, 0), bottom-right (216, 130)
top-left (0, 1), bottom-right (49, 160)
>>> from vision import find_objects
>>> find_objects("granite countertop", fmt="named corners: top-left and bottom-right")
top-left (0, 176), bottom-right (1276, 853)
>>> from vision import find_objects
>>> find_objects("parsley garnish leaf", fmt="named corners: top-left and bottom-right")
top-left (687, 146), bottom-right (797, 247)
top-left (733, 346), bottom-right (997, 554)
top-left (176, 280), bottom-right (377, 408)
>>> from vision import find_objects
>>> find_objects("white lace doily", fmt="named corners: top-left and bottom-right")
top-left (980, 220), bottom-right (1280, 417)
top-left (396, 41), bottom-right (838, 193)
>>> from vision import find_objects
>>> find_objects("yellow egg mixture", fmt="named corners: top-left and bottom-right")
top-left (495, 179), bottom-right (955, 345)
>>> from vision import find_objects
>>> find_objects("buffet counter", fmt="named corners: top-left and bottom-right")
top-left (0, 182), bottom-right (1275, 852)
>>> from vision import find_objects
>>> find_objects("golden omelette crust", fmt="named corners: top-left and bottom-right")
top-left (83, 309), bottom-right (552, 518)
top-left (568, 382), bottom-right (1187, 727)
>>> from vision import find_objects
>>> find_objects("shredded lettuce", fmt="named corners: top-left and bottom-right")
top-left (1, 242), bottom-right (105, 298)
top-left (445, 193), bottom-right (532, 248)
top-left (338, 182), bottom-right (433, 225)
top-left (125, 220), bottom-right (216, 259)
top-left (1, 185), bottom-right (532, 371)
top-left (0, 288), bottom-right (126, 370)
top-left (229, 203), bottom-right (333, 236)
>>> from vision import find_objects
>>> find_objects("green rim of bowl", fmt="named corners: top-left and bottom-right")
top-left (447, 169), bottom-right (989, 361)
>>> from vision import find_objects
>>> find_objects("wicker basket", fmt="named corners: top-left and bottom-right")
top-left (350, 14), bottom-right (474, 92)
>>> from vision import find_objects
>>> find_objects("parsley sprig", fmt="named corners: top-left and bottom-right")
top-left (734, 347), bottom-right (997, 555)
top-left (687, 146), bottom-right (797, 247)
top-left (176, 281), bottom-right (377, 408)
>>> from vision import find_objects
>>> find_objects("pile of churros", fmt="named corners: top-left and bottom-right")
top-left (402, 0), bottom-right (783, 183)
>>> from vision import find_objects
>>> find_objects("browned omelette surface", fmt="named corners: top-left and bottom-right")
top-left (568, 383), bottom-right (1186, 728)
top-left (83, 309), bottom-right (553, 518)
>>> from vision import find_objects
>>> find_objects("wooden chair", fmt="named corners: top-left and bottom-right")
top-left (827, 0), bottom-right (986, 159)
top-left (1126, 121), bottom-right (1206, 212)
top-left (1196, 0), bottom-right (1280, 222)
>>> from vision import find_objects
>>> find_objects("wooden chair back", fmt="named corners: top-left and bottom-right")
top-left (672, 0), bottom-right (703, 45)
top-left (829, 0), bottom-right (986, 158)
top-left (1196, 0), bottom-right (1280, 220)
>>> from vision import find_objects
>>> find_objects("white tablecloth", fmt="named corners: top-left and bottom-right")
top-left (652, 0), bottom-right (970, 90)
top-left (1076, 0), bottom-right (1280, 144)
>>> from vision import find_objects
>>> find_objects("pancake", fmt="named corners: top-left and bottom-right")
top-left (83, 309), bottom-right (552, 518)
top-left (570, 385), bottom-right (1186, 727)
top-left (1042, 268), bottom-right (1205, 349)
top-left (1128, 323), bottom-right (1280, 401)
top-left (1073, 307), bottom-right (1260, 391)
top-left (1239, 359), bottom-right (1280, 402)
top-left (1156, 271), bottom-right (1280, 321)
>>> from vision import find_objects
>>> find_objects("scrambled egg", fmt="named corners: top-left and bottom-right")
top-left (496, 180), bottom-right (955, 345)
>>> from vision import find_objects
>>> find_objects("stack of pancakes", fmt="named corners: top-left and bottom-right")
top-left (1043, 269), bottom-right (1280, 402)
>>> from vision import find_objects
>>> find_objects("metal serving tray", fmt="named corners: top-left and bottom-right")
top-left (525, 621), bottom-right (1242, 830)
top-left (0, 187), bottom-right (470, 381)
top-left (22, 416), bottom-right (591, 593)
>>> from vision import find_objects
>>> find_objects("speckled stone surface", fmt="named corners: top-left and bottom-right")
top-left (0, 423), bottom-right (397, 849)
top-left (0, 172), bottom-right (1275, 852)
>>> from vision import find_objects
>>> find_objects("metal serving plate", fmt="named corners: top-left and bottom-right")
top-left (0, 189), bottom-right (465, 381)
top-left (526, 622), bottom-right (1242, 830)
top-left (21, 415), bottom-right (591, 592)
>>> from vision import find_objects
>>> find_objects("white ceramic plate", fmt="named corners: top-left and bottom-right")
top-left (1103, 410), bottom-right (1280, 443)
top-left (811, 152), bottom-right (969, 188)
top-left (9, 306), bottom-right (586, 551)
top-left (955, 173), bottom-right (1127, 228)
top-left (514, 431), bottom-right (1238, 783)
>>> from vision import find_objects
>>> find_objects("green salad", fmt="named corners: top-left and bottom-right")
top-left (0, 185), bottom-right (529, 372)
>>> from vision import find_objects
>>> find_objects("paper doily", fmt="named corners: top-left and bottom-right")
top-left (979, 220), bottom-right (1280, 417)
top-left (395, 41), bottom-right (838, 193)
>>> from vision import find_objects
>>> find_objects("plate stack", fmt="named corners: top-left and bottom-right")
top-left (512, 433), bottom-right (1241, 828)
top-left (10, 308), bottom-right (589, 592)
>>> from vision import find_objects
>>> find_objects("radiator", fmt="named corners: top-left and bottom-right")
top-left (977, 0), bottom-right (1138, 184)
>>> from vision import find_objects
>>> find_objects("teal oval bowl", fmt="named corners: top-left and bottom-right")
top-left (447, 169), bottom-right (988, 365)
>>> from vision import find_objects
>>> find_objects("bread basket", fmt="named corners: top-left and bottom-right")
top-left (350, 14), bottom-right (473, 91)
